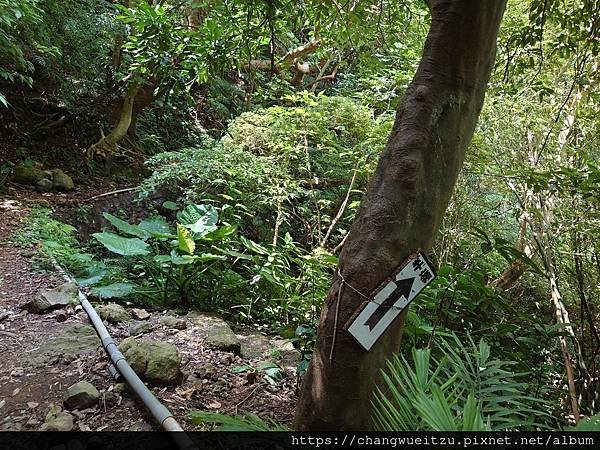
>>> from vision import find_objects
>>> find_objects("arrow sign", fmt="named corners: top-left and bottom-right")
top-left (346, 251), bottom-right (436, 351)
top-left (365, 276), bottom-right (414, 331)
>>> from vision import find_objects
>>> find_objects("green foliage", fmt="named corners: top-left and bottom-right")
top-left (4, 0), bottom-right (599, 429)
top-left (117, 1), bottom-right (200, 87)
top-left (141, 93), bottom-right (391, 250)
top-left (0, 0), bottom-right (46, 105)
top-left (295, 324), bottom-right (316, 376)
top-left (91, 206), bottom-right (230, 307)
top-left (92, 231), bottom-right (150, 256)
top-left (188, 411), bottom-right (288, 431)
top-left (373, 335), bottom-right (554, 431)
top-left (114, 0), bottom-right (250, 99)
top-left (90, 282), bottom-right (136, 299)
top-left (14, 206), bottom-right (94, 272)
top-left (571, 414), bottom-right (600, 431)
top-left (14, 207), bottom-right (131, 294)
top-left (1, 0), bottom-right (117, 107)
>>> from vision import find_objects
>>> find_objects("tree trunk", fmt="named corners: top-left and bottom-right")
top-left (88, 83), bottom-right (140, 159)
top-left (294, 0), bottom-right (506, 431)
top-left (127, 81), bottom-right (159, 142)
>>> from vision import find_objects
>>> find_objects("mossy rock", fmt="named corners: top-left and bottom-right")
top-left (36, 178), bottom-right (54, 192)
top-left (188, 312), bottom-right (240, 354)
top-left (143, 341), bottom-right (182, 385)
top-left (118, 338), bottom-right (181, 385)
top-left (13, 164), bottom-right (46, 185)
top-left (239, 334), bottom-right (271, 359)
top-left (118, 337), bottom-right (149, 374)
top-left (51, 169), bottom-right (74, 191)
top-left (22, 282), bottom-right (79, 314)
top-left (27, 325), bottom-right (99, 367)
top-left (41, 413), bottom-right (74, 431)
top-left (97, 303), bottom-right (130, 324)
top-left (161, 315), bottom-right (187, 330)
top-left (63, 381), bottom-right (100, 410)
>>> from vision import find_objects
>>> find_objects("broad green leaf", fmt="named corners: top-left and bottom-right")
top-left (92, 232), bottom-right (150, 256)
top-left (177, 224), bottom-right (196, 255)
top-left (103, 212), bottom-right (148, 239)
top-left (91, 282), bottom-right (136, 299)
top-left (263, 367), bottom-right (284, 383)
top-left (138, 216), bottom-right (173, 237)
top-left (162, 201), bottom-right (179, 210)
top-left (154, 254), bottom-right (172, 263)
top-left (240, 236), bottom-right (269, 255)
top-left (231, 364), bottom-right (254, 373)
top-left (178, 204), bottom-right (218, 236)
top-left (202, 225), bottom-right (236, 241)
top-left (74, 264), bottom-right (107, 286)
top-left (171, 250), bottom-right (198, 265)
top-left (196, 253), bottom-right (226, 262)
top-left (257, 361), bottom-right (279, 370)
top-left (258, 361), bottom-right (284, 384)
top-left (214, 248), bottom-right (253, 260)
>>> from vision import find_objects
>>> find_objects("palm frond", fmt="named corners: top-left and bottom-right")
top-left (372, 334), bottom-right (553, 431)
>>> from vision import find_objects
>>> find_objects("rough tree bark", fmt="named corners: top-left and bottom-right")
top-left (294, 0), bottom-right (507, 431)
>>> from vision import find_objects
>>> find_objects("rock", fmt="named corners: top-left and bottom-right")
top-left (96, 303), bottom-right (130, 324)
top-left (119, 338), bottom-right (182, 385)
top-left (119, 338), bottom-right (149, 374)
top-left (36, 178), bottom-right (54, 192)
top-left (239, 334), bottom-right (271, 359)
top-left (28, 325), bottom-right (99, 368)
top-left (194, 362), bottom-right (217, 379)
top-left (188, 312), bottom-right (240, 354)
top-left (128, 320), bottom-right (152, 336)
top-left (51, 169), bottom-right (74, 191)
top-left (118, 336), bottom-right (137, 353)
top-left (13, 164), bottom-right (46, 185)
top-left (64, 381), bottom-right (100, 410)
top-left (22, 282), bottom-right (78, 314)
top-left (42, 413), bottom-right (74, 432)
top-left (272, 338), bottom-right (301, 368)
top-left (161, 315), bottom-right (187, 330)
top-left (118, 337), bottom-right (147, 373)
top-left (55, 309), bottom-right (68, 322)
top-left (143, 341), bottom-right (182, 385)
top-left (131, 308), bottom-right (150, 320)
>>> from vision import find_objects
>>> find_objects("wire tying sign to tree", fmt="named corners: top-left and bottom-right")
top-left (346, 251), bottom-right (436, 351)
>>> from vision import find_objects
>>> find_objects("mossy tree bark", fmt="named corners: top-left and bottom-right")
top-left (294, 0), bottom-right (507, 431)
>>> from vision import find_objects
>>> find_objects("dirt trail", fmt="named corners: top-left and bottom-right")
top-left (0, 190), bottom-right (297, 431)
